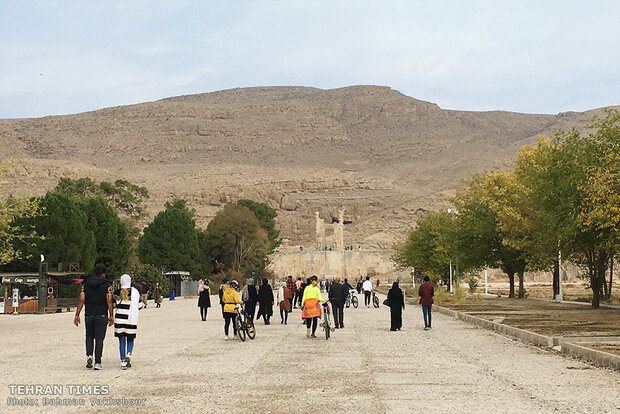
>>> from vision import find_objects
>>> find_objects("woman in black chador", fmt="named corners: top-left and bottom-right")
top-left (256, 278), bottom-right (274, 325)
top-left (387, 281), bottom-right (405, 331)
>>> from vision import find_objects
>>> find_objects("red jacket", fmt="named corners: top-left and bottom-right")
top-left (418, 282), bottom-right (434, 306)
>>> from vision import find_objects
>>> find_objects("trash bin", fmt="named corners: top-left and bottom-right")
top-left (170, 290), bottom-right (175, 300)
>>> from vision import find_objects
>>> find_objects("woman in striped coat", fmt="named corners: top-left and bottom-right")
top-left (114, 274), bottom-right (144, 370)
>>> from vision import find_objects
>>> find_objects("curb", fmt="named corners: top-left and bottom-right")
top-left (557, 340), bottom-right (620, 370)
top-left (432, 304), bottom-right (620, 371)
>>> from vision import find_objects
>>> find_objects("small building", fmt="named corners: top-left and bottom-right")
top-left (165, 270), bottom-right (198, 297)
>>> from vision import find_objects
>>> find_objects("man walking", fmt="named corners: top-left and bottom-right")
top-left (286, 275), bottom-right (297, 310)
top-left (362, 276), bottom-right (373, 307)
top-left (141, 280), bottom-right (149, 308)
top-left (295, 277), bottom-right (303, 308)
top-left (418, 276), bottom-right (434, 330)
top-left (74, 266), bottom-right (114, 370)
top-left (328, 277), bottom-right (346, 329)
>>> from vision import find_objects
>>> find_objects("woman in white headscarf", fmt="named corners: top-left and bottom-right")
top-left (114, 274), bottom-right (143, 370)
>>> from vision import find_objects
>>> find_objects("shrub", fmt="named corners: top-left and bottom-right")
top-left (433, 285), bottom-right (449, 305)
top-left (467, 277), bottom-right (478, 293)
top-left (453, 286), bottom-right (466, 304)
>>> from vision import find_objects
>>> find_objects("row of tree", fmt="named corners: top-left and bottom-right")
top-left (137, 198), bottom-right (280, 283)
top-left (1, 171), bottom-right (279, 289)
top-left (394, 109), bottom-right (619, 308)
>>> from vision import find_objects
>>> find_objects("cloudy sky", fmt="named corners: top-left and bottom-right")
top-left (1, 0), bottom-right (618, 119)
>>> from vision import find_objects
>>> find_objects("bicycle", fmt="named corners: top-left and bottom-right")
top-left (234, 305), bottom-right (256, 342)
top-left (319, 301), bottom-right (335, 340)
top-left (345, 289), bottom-right (359, 308)
top-left (372, 291), bottom-right (380, 308)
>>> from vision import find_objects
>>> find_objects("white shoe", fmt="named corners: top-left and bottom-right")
top-left (93, 363), bottom-right (102, 370)
top-left (125, 352), bottom-right (132, 364)
top-left (121, 360), bottom-right (127, 370)
top-left (224, 335), bottom-right (229, 341)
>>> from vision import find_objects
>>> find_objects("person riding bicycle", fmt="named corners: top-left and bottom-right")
top-left (222, 280), bottom-right (243, 340)
top-left (343, 278), bottom-right (353, 302)
top-left (301, 275), bottom-right (326, 338)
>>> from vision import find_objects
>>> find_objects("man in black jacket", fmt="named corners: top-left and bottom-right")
top-left (74, 266), bottom-right (114, 370)
top-left (328, 277), bottom-right (346, 329)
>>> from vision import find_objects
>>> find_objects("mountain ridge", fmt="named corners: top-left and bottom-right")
top-left (1, 85), bottom-right (616, 247)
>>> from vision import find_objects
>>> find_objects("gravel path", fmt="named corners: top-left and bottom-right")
top-left (1, 294), bottom-right (618, 413)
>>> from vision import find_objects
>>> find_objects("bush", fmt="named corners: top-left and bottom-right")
top-left (433, 285), bottom-right (449, 305)
top-left (453, 286), bottom-right (466, 304)
top-left (467, 277), bottom-right (478, 293)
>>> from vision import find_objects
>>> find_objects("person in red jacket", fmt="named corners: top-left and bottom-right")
top-left (418, 275), bottom-right (434, 330)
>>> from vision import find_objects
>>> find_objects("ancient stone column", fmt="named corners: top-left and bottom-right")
top-left (336, 209), bottom-right (345, 249)
top-left (315, 212), bottom-right (323, 248)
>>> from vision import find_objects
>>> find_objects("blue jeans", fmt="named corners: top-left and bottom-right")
top-left (118, 336), bottom-right (134, 361)
top-left (422, 304), bottom-right (432, 327)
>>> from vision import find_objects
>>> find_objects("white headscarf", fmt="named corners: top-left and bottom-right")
top-left (120, 274), bottom-right (140, 325)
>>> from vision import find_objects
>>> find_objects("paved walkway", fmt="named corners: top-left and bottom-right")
top-left (1, 294), bottom-right (618, 413)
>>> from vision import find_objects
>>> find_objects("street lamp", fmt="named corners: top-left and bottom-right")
top-left (447, 208), bottom-right (459, 292)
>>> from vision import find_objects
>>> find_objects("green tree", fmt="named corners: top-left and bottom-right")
top-left (129, 263), bottom-right (168, 298)
top-left (515, 109), bottom-right (619, 307)
top-left (6, 192), bottom-right (96, 273)
top-left (0, 159), bottom-right (42, 265)
top-left (393, 211), bottom-right (456, 280)
top-left (81, 196), bottom-right (132, 278)
top-left (55, 177), bottom-right (149, 219)
top-left (237, 199), bottom-right (281, 253)
top-left (203, 203), bottom-right (270, 276)
top-left (452, 173), bottom-right (530, 298)
top-left (138, 199), bottom-right (200, 273)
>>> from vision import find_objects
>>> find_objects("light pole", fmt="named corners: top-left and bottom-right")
top-left (484, 268), bottom-right (488, 295)
top-left (448, 208), bottom-right (459, 292)
top-left (556, 248), bottom-right (563, 303)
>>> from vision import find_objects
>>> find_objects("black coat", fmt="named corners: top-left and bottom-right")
top-left (328, 282), bottom-right (346, 303)
top-left (257, 284), bottom-right (274, 317)
top-left (198, 288), bottom-right (211, 308)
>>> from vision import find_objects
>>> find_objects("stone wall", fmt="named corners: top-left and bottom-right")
top-left (268, 247), bottom-right (410, 282)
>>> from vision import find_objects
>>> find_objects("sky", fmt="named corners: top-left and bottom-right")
top-left (0, 0), bottom-right (619, 119)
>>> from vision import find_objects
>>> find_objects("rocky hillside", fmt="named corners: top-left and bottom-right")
top-left (0, 86), bottom-right (614, 247)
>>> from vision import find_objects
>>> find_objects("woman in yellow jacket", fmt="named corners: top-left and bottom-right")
top-left (222, 280), bottom-right (243, 340)
top-left (302, 275), bottom-right (326, 338)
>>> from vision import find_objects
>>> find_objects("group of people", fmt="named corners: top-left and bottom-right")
top-left (74, 267), bottom-right (435, 368)
top-left (74, 267), bottom-right (147, 370)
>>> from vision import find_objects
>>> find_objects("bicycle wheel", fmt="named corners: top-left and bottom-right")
top-left (351, 296), bottom-right (358, 308)
top-left (246, 318), bottom-right (256, 340)
top-left (235, 316), bottom-right (246, 342)
top-left (324, 314), bottom-right (330, 340)
top-left (373, 295), bottom-right (380, 308)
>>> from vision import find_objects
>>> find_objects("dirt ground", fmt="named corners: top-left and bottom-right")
top-left (1, 294), bottom-right (619, 414)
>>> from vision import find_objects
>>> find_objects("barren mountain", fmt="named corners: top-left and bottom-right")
top-left (0, 86), bottom-right (615, 248)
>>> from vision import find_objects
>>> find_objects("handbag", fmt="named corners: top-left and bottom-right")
top-left (383, 298), bottom-right (390, 306)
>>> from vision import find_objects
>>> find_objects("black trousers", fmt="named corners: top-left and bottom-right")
top-left (305, 316), bottom-right (318, 334)
top-left (224, 312), bottom-right (237, 336)
top-left (85, 314), bottom-right (108, 364)
top-left (200, 307), bottom-right (208, 320)
top-left (364, 291), bottom-right (371, 306)
top-left (332, 301), bottom-right (344, 327)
